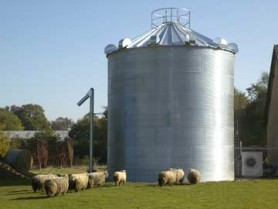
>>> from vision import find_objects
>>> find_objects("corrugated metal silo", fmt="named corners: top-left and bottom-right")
top-left (105, 8), bottom-right (239, 182)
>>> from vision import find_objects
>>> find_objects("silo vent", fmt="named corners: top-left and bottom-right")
top-left (149, 35), bottom-right (160, 45)
top-left (213, 37), bottom-right (228, 49)
top-left (189, 35), bottom-right (196, 45)
top-left (104, 44), bottom-right (117, 55)
top-left (227, 43), bottom-right (239, 53)
top-left (118, 38), bottom-right (132, 49)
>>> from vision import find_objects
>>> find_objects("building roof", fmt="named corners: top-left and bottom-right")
top-left (265, 45), bottom-right (278, 125)
top-left (2, 130), bottom-right (69, 141)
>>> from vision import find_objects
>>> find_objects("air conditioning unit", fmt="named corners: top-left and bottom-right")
top-left (242, 152), bottom-right (263, 177)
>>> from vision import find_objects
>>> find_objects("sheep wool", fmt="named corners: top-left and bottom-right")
top-left (113, 170), bottom-right (127, 186)
top-left (187, 168), bottom-right (201, 184)
top-left (158, 170), bottom-right (176, 187)
top-left (170, 168), bottom-right (185, 184)
top-left (88, 171), bottom-right (109, 188)
top-left (31, 174), bottom-right (58, 192)
top-left (44, 176), bottom-right (69, 197)
top-left (68, 173), bottom-right (89, 192)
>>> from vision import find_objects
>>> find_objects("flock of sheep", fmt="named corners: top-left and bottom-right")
top-left (31, 170), bottom-right (126, 197)
top-left (31, 168), bottom-right (200, 197)
top-left (158, 168), bottom-right (201, 186)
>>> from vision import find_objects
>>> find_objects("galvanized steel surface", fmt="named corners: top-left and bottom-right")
top-left (126, 22), bottom-right (217, 48)
top-left (107, 46), bottom-right (235, 182)
top-left (105, 21), bottom-right (238, 56)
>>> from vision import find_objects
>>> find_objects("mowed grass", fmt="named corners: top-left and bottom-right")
top-left (30, 165), bottom-right (94, 175)
top-left (1, 175), bottom-right (278, 209)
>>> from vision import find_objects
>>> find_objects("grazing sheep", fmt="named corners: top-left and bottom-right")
top-left (44, 176), bottom-right (69, 197)
top-left (187, 169), bottom-right (201, 184)
top-left (88, 171), bottom-right (109, 188)
top-left (113, 170), bottom-right (126, 186)
top-left (68, 173), bottom-right (89, 192)
top-left (170, 168), bottom-right (185, 184)
top-left (158, 170), bottom-right (176, 187)
top-left (31, 174), bottom-right (58, 192)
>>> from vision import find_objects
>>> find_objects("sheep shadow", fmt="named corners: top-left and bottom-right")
top-left (11, 196), bottom-right (49, 200)
top-left (5, 189), bottom-right (33, 196)
top-left (144, 182), bottom-right (191, 188)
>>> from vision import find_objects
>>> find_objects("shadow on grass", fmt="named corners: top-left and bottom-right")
top-left (11, 196), bottom-right (49, 200)
top-left (142, 182), bottom-right (191, 188)
top-left (4, 189), bottom-right (33, 195)
top-left (8, 189), bottom-right (30, 193)
top-left (0, 178), bottom-right (31, 186)
top-left (98, 183), bottom-right (116, 188)
top-left (99, 182), bottom-right (190, 188)
top-left (135, 183), bottom-right (158, 188)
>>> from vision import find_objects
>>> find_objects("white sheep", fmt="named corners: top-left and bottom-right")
top-left (68, 173), bottom-right (89, 192)
top-left (113, 170), bottom-right (127, 186)
top-left (31, 174), bottom-right (58, 192)
top-left (158, 170), bottom-right (176, 186)
top-left (88, 171), bottom-right (109, 188)
top-left (44, 176), bottom-right (69, 197)
top-left (187, 168), bottom-right (201, 184)
top-left (170, 168), bottom-right (185, 184)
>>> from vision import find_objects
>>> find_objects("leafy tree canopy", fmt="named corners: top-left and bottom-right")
top-left (0, 132), bottom-right (10, 157)
top-left (10, 104), bottom-right (51, 131)
top-left (69, 115), bottom-right (90, 159)
top-left (235, 72), bottom-right (268, 146)
top-left (69, 109), bottom-right (107, 164)
top-left (234, 88), bottom-right (249, 119)
top-left (0, 108), bottom-right (24, 131)
top-left (51, 117), bottom-right (74, 130)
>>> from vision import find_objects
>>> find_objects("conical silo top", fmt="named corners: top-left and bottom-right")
top-left (105, 7), bottom-right (239, 55)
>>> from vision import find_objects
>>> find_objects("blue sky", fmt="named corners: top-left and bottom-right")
top-left (0, 0), bottom-right (277, 121)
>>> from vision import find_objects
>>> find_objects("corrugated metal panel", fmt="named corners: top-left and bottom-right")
top-left (107, 46), bottom-right (235, 182)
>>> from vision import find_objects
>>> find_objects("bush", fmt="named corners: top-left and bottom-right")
top-left (10, 138), bottom-right (26, 149)
top-left (74, 155), bottom-right (89, 166)
top-left (0, 132), bottom-right (10, 157)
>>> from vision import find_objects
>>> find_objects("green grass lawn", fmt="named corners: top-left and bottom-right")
top-left (29, 165), bottom-right (107, 175)
top-left (1, 175), bottom-right (278, 209)
top-left (29, 165), bottom-right (90, 175)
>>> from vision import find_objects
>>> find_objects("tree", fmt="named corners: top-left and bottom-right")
top-left (0, 108), bottom-right (24, 130)
top-left (234, 88), bottom-right (249, 145)
top-left (0, 132), bottom-right (10, 157)
top-left (69, 110), bottom-right (107, 164)
top-left (234, 89), bottom-right (249, 113)
top-left (10, 104), bottom-right (51, 131)
top-left (69, 115), bottom-right (90, 160)
top-left (51, 117), bottom-right (74, 130)
top-left (236, 72), bottom-right (268, 146)
top-left (94, 115), bottom-right (108, 164)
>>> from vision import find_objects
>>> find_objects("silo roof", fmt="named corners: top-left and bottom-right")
top-left (104, 8), bottom-right (238, 55)
top-left (127, 22), bottom-right (216, 48)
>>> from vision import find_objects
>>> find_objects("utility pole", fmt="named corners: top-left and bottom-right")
top-left (77, 88), bottom-right (94, 173)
